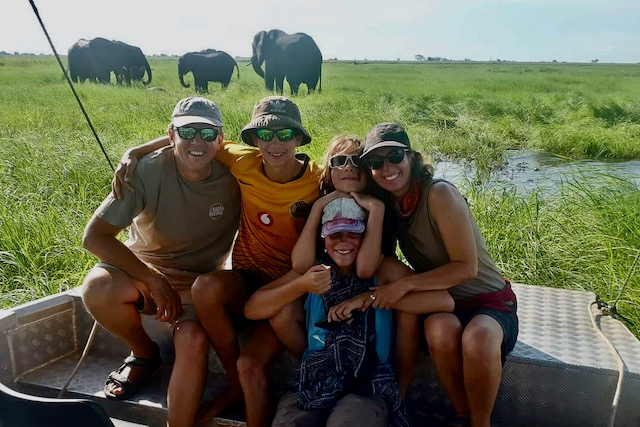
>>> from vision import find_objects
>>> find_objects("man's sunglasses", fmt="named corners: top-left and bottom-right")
top-left (176, 126), bottom-right (220, 142)
top-left (364, 148), bottom-right (410, 170)
top-left (255, 128), bottom-right (299, 142)
top-left (328, 154), bottom-right (362, 169)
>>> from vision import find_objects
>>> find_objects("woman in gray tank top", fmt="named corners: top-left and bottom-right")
top-left (359, 123), bottom-right (518, 427)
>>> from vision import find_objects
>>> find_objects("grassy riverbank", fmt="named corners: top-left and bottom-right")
top-left (1, 56), bottom-right (638, 335)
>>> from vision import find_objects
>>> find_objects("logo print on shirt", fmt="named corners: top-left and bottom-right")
top-left (290, 200), bottom-right (311, 219)
top-left (209, 203), bottom-right (224, 220)
top-left (258, 211), bottom-right (274, 226)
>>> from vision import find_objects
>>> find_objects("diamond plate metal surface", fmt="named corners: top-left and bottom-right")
top-left (6, 307), bottom-right (77, 378)
top-left (5, 284), bottom-right (640, 427)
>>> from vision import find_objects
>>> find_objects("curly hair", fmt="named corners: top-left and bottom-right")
top-left (319, 134), bottom-right (363, 195)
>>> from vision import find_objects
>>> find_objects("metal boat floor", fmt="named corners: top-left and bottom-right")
top-left (4, 283), bottom-right (640, 427)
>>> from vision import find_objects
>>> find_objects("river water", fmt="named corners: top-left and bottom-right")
top-left (434, 150), bottom-right (640, 195)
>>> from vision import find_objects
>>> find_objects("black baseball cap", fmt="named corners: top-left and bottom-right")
top-left (360, 123), bottom-right (411, 157)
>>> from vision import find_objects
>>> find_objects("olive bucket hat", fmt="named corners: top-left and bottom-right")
top-left (240, 96), bottom-right (311, 146)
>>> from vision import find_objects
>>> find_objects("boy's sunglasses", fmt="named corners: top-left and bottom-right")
top-left (255, 128), bottom-right (299, 142)
top-left (364, 148), bottom-right (410, 170)
top-left (328, 154), bottom-right (362, 169)
top-left (176, 126), bottom-right (219, 142)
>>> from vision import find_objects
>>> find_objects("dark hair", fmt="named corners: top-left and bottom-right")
top-left (408, 150), bottom-right (434, 186)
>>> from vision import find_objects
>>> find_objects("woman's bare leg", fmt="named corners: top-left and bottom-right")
top-left (462, 315), bottom-right (504, 427)
top-left (423, 313), bottom-right (469, 419)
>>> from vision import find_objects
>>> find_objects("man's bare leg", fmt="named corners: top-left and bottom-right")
top-left (82, 266), bottom-right (158, 397)
top-left (462, 315), bottom-right (504, 427)
top-left (237, 322), bottom-right (284, 427)
top-left (167, 320), bottom-right (209, 427)
top-left (395, 311), bottom-right (421, 397)
top-left (423, 313), bottom-right (469, 419)
top-left (191, 271), bottom-right (247, 422)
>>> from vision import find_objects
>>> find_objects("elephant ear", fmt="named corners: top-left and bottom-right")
top-left (254, 31), bottom-right (267, 65)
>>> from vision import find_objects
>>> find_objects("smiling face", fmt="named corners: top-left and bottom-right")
top-left (324, 231), bottom-right (363, 274)
top-left (329, 149), bottom-right (367, 193)
top-left (254, 127), bottom-right (302, 171)
top-left (368, 147), bottom-right (412, 199)
top-left (170, 122), bottom-right (222, 181)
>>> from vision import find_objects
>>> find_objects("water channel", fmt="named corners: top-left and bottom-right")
top-left (434, 150), bottom-right (640, 195)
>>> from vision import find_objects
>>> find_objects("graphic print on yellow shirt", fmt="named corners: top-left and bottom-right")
top-left (217, 142), bottom-right (322, 281)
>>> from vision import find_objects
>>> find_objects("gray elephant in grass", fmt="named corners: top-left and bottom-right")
top-left (68, 37), bottom-right (151, 85)
top-left (250, 29), bottom-right (322, 95)
top-left (178, 49), bottom-right (239, 93)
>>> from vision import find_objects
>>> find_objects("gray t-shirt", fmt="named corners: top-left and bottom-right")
top-left (396, 179), bottom-right (505, 300)
top-left (96, 146), bottom-right (240, 274)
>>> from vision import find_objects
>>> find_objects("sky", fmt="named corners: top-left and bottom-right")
top-left (4, 0), bottom-right (640, 63)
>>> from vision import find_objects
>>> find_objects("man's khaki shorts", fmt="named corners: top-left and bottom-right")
top-left (95, 262), bottom-right (200, 332)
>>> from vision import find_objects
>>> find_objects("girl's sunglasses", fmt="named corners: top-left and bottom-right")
top-left (364, 148), bottom-right (410, 170)
top-left (255, 128), bottom-right (299, 142)
top-left (176, 126), bottom-right (219, 142)
top-left (328, 154), bottom-right (362, 169)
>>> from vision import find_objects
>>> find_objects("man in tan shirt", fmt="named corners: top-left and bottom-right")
top-left (81, 97), bottom-right (240, 427)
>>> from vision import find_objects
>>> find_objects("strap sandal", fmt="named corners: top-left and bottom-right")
top-left (446, 414), bottom-right (471, 427)
top-left (104, 343), bottom-right (161, 400)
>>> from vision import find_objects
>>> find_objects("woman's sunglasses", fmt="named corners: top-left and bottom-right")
top-left (328, 154), bottom-right (362, 169)
top-left (255, 128), bottom-right (299, 142)
top-left (364, 148), bottom-right (410, 170)
top-left (176, 126), bottom-right (219, 142)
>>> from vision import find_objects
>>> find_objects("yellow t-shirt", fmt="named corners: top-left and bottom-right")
top-left (217, 142), bottom-right (322, 281)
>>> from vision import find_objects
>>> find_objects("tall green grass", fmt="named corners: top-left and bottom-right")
top-left (1, 56), bottom-right (639, 336)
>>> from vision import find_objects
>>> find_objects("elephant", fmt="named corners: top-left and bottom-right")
top-left (178, 49), bottom-right (239, 93)
top-left (67, 37), bottom-right (151, 85)
top-left (250, 29), bottom-right (322, 95)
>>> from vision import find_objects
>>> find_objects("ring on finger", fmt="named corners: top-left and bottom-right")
top-left (369, 294), bottom-right (377, 301)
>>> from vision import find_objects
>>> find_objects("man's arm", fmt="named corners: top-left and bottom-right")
top-left (82, 215), bottom-right (181, 322)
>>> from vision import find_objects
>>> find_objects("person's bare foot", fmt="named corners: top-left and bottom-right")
top-left (196, 385), bottom-right (244, 426)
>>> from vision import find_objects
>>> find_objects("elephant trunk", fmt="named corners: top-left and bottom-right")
top-left (143, 58), bottom-right (152, 85)
top-left (251, 56), bottom-right (265, 78)
top-left (179, 72), bottom-right (190, 88)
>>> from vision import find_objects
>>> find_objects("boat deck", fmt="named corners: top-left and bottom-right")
top-left (1, 283), bottom-right (639, 427)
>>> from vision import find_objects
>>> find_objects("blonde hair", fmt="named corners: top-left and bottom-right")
top-left (319, 134), bottom-right (363, 195)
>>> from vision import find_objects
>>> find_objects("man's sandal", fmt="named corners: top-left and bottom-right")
top-left (104, 344), bottom-right (161, 400)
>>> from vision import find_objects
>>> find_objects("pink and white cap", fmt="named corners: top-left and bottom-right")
top-left (320, 197), bottom-right (367, 238)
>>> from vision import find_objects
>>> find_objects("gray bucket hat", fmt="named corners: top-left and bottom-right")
top-left (240, 96), bottom-right (311, 146)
